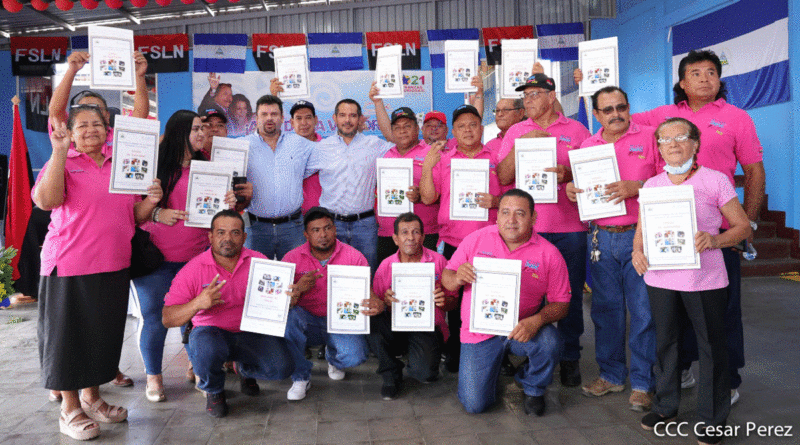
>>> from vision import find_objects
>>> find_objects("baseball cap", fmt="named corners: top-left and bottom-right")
top-left (200, 108), bottom-right (228, 123)
top-left (290, 100), bottom-right (316, 118)
top-left (304, 206), bottom-right (335, 229)
top-left (452, 104), bottom-right (481, 124)
top-left (423, 111), bottom-right (447, 125)
top-left (391, 107), bottom-right (416, 125)
top-left (515, 73), bottom-right (556, 92)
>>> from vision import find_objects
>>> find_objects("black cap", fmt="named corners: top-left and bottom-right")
top-left (390, 107), bottom-right (416, 125)
top-left (452, 104), bottom-right (481, 124)
top-left (290, 100), bottom-right (316, 118)
top-left (201, 108), bottom-right (228, 123)
top-left (515, 73), bottom-right (556, 92)
top-left (304, 206), bottom-right (334, 229)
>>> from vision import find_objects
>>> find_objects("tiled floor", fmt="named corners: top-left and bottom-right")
top-left (1, 277), bottom-right (798, 444)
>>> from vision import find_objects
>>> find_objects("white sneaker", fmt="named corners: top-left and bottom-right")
top-left (327, 363), bottom-right (345, 381)
top-left (287, 380), bottom-right (310, 401)
top-left (681, 369), bottom-right (697, 389)
top-left (730, 389), bottom-right (740, 406)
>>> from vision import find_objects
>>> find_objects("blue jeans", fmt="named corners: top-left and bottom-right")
top-left (540, 231), bottom-right (587, 362)
top-left (245, 216), bottom-right (306, 260)
top-left (334, 216), bottom-right (378, 272)
top-left (131, 261), bottom-right (186, 376)
top-left (458, 325), bottom-right (561, 413)
top-left (588, 228), bottom-right (656, 392)
top-left (187, 325), bottom-right (294, 394)
top-left (284, 306), bottom-right (369, 382)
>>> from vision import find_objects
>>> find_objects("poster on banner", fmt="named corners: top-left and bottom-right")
top-left (88, 26), bottom-right (136, 90)
top-left (500, 39), bottom-right (537, 99)
top-left (578, 37), bottom-right (619, 97)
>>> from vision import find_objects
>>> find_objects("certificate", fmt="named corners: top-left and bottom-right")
top-left (375, 45), bottom-right (403, 99)
top-left (500, 39), bottom-right (537, 99)
top-left (469, 257), bottom-right (521, 337)
top-left (578, 37), bottom-right (619, 97)
top-left (449, 158), bottom-right (489, 221)
top-left (240, 259), bottom-right (295, 337)
top-left (639, 185), bottom-right (701, 270)
top-left (210, 136), bottom-right (249, 177)
top-left (109, 115), bottom-right (159, 195)
top-left (444, 40), bottom-right (479, 93)
top-left (569, 144), bottom-right (626, 221)
top-left (327, 265), bottom-right (371, 335)
top-left (184, 161), bottom-right (232, 228)
top-left (391, 262), bottom-right (435, 332)
top-left (515, 137), bottom-right (557, 204)
top-left (376, 158), bottom-right (413, 217)
top-left (88, 25), bottom-right (135, 90)
top-left (274, 45), bottom-right (311, 99)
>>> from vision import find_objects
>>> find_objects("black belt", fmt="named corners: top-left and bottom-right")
top-left (249, 209), bottom-right (302, 225)
top-left (333, 210), bottom-right (375, 222)
top-left (595, 223), bottom-right (637, 233)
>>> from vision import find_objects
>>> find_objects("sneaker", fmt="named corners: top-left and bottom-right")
top-left (381, 379), bottom-right (402, 400)
top-left (641, 412), bottom-right (676, 431)
top-left (523, 395), bottom-right (546, 416)
top-left (240, 377), bottom-right (260, 396)
top-left (560, 360), bottom-right (581, 387)
top-left (206, 392), bottom-right (228, 418)
top-left (681, 369), bottom-right (697, 389)
top-left (328, 363), bottom-right (345, 381)
top-left (730, 389), bottom-right (740, 406)
top-left (287, 380), bottom-right (311, 401)
top-left (629, 390), bottom-right (652, 412)
top-left (582, 377), bottom-right (625, 397)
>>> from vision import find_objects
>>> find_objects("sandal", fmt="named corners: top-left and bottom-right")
top-left (49, 390), bottom-right (62, 402)
top-left (59, 409), bottom-right (100, 441)
top-left (111, 372), bottom-right (134, 387)
top-left (80, 397), bottom-right (128, 423)
top-left (146, 383), bottom-right (166, 403)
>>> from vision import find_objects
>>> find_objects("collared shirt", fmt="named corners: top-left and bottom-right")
top-left (308, 133), bottom-right (393, 215)
top-left (34, 148), bottom-right (136, 277)
top-left (499, 114), bottom-right (591, 233)
top-left (376, 140), bottom-right (440, 237)
top-left (301, 133), bottom-right (325, 213)
top-left (282, 240), bottom-right (369, 317)
top-left (446, 225), bottom-right (571, 344)
top-left (372, 247), bottom-right (454, 340)
top-left (164, 247), bottom-right (266, 333)
top-left (244, 131), bottom-right (316, 218)
top-left (579, 123), bottom-right (660, 226)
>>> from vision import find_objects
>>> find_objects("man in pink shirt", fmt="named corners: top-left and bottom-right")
top-left (443, 189), bottom-right (570, 416)
top-left (485, 98), bottom-right (526, 195)
top-left (566, 86), bottom-right (659, 411)
top-left (162, 210), bottom-right (294, 418)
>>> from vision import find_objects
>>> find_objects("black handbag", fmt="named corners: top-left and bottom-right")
top-left (130, 227), bottom-right (164, 279)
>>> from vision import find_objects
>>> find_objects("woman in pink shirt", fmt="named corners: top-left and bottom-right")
top-left (33, 105), bottom-right (162, 440)
top-left (632, 118), bottom-right (750, 445)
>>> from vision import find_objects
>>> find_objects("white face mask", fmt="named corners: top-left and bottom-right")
top-left (663, 156), bottom-right (694, 175)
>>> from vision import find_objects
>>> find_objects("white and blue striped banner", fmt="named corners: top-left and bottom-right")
top-left (426, 28), bottom-right (479, 69)
top-left (193, 33), bottom-right (247, 73)
top-left (536, 22), bottom-right (584, 61)
top-left (672, 0), bottom-right (789, 110)
top-left (307, 32), bottom-right (363, 72)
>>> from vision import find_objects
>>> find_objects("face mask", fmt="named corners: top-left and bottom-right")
top-left (663, 157), bottom-right (694, 175)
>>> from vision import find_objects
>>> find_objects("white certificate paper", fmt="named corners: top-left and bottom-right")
top-left (578, 37), bottom-right (619, 97)
top-left (184, 161), bottom-right (232, 228)
top-left (210, 136), bottom-right (250, 177)
top-left (515, 137), bottom-right (557, 204)
top-left (240, 259), bottom-right (295, 337)
top-left (109, 115), bottom-right (159, 195)
top-left (470, 257), bottom-right (521, 337)
top-left (639, 185), bottom-right (701, 270)
top-left (500, 39), bottom-right (537, 99)
top-left (376, 158), bottom-right (413, 217)
top-left (327, 265), bottom-right (371, 335)
top-left (88, 25), bottom-right (135, 90)
top-left (391, 262), bottom-right (435, 332)
top-left (449, 158), bottom-right (489, 221)
top-left (274, 45), bottom-right (311, 99)
top-left (375, 45), bottom-right (404, 99)
top-left (569, 144), bottom-right (626, 221)
top-left (444, 40), bottom-right (479, 93)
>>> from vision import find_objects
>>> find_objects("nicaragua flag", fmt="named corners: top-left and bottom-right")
top-left (193, 33), bottom-right (247, 73)
top-left (672, 0), bottom-right (789, 110)
top-left (535, 22), bottom-right (584, 61)
top-left (307, 33), bottom-right (363, 71)
top-left (427, 28), bottom-right (479, 69)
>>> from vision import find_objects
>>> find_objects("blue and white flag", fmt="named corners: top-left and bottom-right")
top-left (536, 22), bottom-right (584, 61)
top-left (426, 28), bottom-right (479, 69)
top-left (672, 0), bottom-right (789, 110)
top-left (307, 33), bottom-right (363, 72)
top-left (193, 33), bottom-right (247, 73)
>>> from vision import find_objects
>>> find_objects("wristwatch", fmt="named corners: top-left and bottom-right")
top-left (749, 220), bottom-right (758, 231)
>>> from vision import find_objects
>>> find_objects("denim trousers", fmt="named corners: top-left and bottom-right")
top-left (245, 217), bottom-right (306, 260)
top-left (334, 216), bottom-right (378, 272)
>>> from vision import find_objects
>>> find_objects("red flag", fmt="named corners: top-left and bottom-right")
top-left (365, 31), bottom-right (421, 70)
top-left (252, 33), bottom-right (307, 72)
top-left (5, 100), bottom-right (33, 280)
top-left (482, 26), bottom-right (534, 65)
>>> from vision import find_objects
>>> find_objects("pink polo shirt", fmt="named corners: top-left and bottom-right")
top-left (499, 114), bottom-right (591, 233)
top-left (446, 226), bottom-right (571, 344)
top-left (485, 134), bottom-right (514, 196)
top-left (579, 123), bottom-right (661, 226)
top-left (376, 141), bottom-right (440, 237)
top-left (301, 133), bottom-right (324, 214)
top-left (432, 144), bottom-right (501, 248)
top-left (140, 166), bottom-right (210, 263)
top-left (372, 248), bottom-right (454, 341)
top-left (164, 247), bottom-right (266, 333)
top-left (282, 240), bottom-right (368, 317)
top-left (34, 149), bottom-right (136, 277)
top-left (643, 167), bottom-right (736, 291)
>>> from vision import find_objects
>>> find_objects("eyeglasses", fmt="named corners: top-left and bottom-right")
top-left (657, 134), bottom-right (691, 145)
top-left (523, 91), bottom-right (546, 100)
top-left (493, 107), bottom-right (522, 115)
top-left (596, 103), bottom-right (629, 115)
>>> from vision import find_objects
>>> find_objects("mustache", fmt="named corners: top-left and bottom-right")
top-left (609, 117), bottom-right (625, 124)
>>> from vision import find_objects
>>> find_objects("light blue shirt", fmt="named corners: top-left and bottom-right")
top-left (308, 133), bottom-right (393, 215)
top-left (244, 131), bottom-right (317, 218)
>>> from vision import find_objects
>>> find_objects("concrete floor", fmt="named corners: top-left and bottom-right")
top-left (0, 276), bottom-right (797, 444)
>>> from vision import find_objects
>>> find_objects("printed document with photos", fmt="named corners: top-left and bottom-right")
top-left (569, 144), bottom-right (626, 221)
top-left (210, 136), bottom-right (250, 177)
top-left (515, 137), bottom-right (557, 203)
top-left (640, 185), bottom-right (701, 270)
top-left (184, 161), bottom-right (232, 228)
top-left (240, 259), bottom-right (295, 337)
top-left (274, 45), bottom-right (311, 99)
top-left (88, 25), bottom-right (135, 90)
top-left (500, 39), bottom-right (537, 98)
top-left (109, 115), bottom-right (159, 195)
top-left (470, 256), bottom-right (521, 337)
top-left (376, 158), bottom-right (414, 217)
top-left (444, 40), bottom-right (479, 93)
top-left (449, 158), bottom-right (489, 221)
top-left (375, 45), bottom-right (404, 99)
top-left (578, 37), bottom-right (619, 97)
top-left (391, 262), bottom-right (435, 332)
top-left (327, 265), bottom-right (371, 335)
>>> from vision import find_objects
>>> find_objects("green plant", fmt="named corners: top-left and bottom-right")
top-left (0, 247), bottom-right (18, 303)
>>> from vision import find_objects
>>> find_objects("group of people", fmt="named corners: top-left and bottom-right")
top-left (34, 46), bottom-right (762, 445)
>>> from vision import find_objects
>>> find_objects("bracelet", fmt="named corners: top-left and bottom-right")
top-left (152, 207), bottom-right (162, 223)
